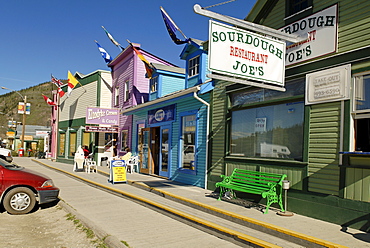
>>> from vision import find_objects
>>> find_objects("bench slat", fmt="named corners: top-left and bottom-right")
top-left (215, 168), bottom-right (287, 214)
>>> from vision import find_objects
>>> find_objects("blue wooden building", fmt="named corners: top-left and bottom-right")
top-left (122, 39), bottom-right (213, 188)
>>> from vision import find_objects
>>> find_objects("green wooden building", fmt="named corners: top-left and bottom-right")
top-left (208, 0), bottom-right (370, 231)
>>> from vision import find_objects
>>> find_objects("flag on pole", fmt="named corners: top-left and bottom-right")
top-left (51, 74), bottom-right (66, 97)
top-left (57, 87), bottom-right (65, 98)
top-left (127, 40), bottom-right (154, 79)
top-left (102, 26), bottom-right (123, 50)
top-left (95, 40), bottom-right (112, 63)
top-left (42, 94), bottom-right (57, 106)
top-left (160, 6), bottom-right (190, 45)
top-left (67, 71), bottom-right (80, 96)
top-left (51, 74), bottom-right (64, 86)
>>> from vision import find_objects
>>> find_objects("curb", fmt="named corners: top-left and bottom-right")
top-left (58, 199), bottom-right (126, 248)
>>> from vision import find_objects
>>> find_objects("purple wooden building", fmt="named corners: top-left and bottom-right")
top-left (108, 43), bottom-right (176, 157)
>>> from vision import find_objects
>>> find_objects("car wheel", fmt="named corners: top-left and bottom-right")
top-left (3, 187), bottom-right (36, 215)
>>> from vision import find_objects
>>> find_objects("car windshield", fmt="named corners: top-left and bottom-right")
top-left (0, 158), bottom-right (19, 168)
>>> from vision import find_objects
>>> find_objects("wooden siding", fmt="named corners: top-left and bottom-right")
top-left (256, 0), bottom-right (370, 56)
top-left (345, 167), bottom-right (370, 202)
top-left (59, 82), bottom-right (97, 122)
top-left (161, 75), bottom-right (185, 96)
top-left (308, 102), bottom-right (341, 195)
top-left (208, 79), bottom-right (229, 189)
top-left (171, 94), bottom-right (210, 188)
top-left (99, 72), bottom-right (113, 108)
top-left (225, 161), bottom-right (304, 190)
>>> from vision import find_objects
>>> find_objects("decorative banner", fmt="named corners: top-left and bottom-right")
top-left (18, 102), bottom-right (24, 114)
top-left (305, 64), bottom-right (351, 105)
top-left (148, 104), bottom-right (176, 124)
top-left (18, 103), bottom-right (31, 115)
top-left (85, 126), bottom-right (119, 133)
top-left (86, 107), bottom-right (120, 125)
top-left (109, 160), bottom-right (127, 184)
top-left (280, 4), bottom-right (338, 66)
top-left (208, 20), bottom-right (286, 86)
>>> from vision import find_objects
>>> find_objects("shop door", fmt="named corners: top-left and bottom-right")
top-left (159, 126), bottom-right (170, 178)
top-left (151, 127), bottom-right (160, 175)
top-left (139, 128), bottom-right (151, 174)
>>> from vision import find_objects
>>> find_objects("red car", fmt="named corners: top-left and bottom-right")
top-left (0, 159), bottom-right (59, 215)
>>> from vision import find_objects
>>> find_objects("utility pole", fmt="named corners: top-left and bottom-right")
top-left (1, 87), bottom-right (28, 151)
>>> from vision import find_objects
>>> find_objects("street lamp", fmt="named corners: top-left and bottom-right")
top-left (1, 87), bottom-right (27, 152)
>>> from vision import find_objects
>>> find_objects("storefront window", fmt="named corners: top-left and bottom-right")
top-left (82, 132), bottom-right (90, 148)
top-left (121, 130), bottom-right (128, 151)
top-left (353, 73), bottom-right (370, 151)
top-left (69, 132), bottom-right (76, 156)
top-left (230, 102), bottom-right (304, 160)
top-left (59, 133), bottom-right (65, 156)
top-left (181, 114), bottom-right (196, 170)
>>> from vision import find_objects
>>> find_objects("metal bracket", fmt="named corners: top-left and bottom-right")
top-left (193, 4), bottom-right (306, 43)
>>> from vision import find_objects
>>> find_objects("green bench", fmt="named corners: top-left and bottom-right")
top-left (215, 168), bottom-right (287, 214)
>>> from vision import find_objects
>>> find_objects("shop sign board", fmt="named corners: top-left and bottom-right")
top-left (148, 104), bottom-right (176, 125)
top-left (6, 131), bottom-right (15, 138)
top-left (208, 20), bottom-right (286, 86)
top-left (86, 107), bottom-right (119, 125)
top-left (109, 160), bottom-right (127, 184)
top-left (305, 64), bottom-right (351, 105)
top-left (280, 4), bottom-right (338, 66)
top-left (85, 126), bottom-right (119, 133)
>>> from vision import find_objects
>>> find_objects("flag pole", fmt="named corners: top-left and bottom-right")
top-left (160, 6), bottom-right (188, 39)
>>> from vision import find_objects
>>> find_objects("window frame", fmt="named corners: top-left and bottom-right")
top-left (178, 110), bottom-right (198, 175)
top-left (150, 76), bottom-right (158, 93)
top-left (227, 79), bottom-right (305, 161)
top-left (121, 129), bottom-right (129, 151)
top-left (188, 56), bottom-right (200, 78)
top-left (351, 71), bottom-right (370, 152)
top-left (124, 81), bottom-right (130, 102)
top-left (114, 85), bottom-right (119, 106)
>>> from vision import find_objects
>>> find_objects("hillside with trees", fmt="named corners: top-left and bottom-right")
top-left (0, 81), bottom-right (65, 139)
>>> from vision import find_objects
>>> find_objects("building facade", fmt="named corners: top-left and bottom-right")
top-left (122, 40), bottom-right (213, 187)
top-left (108, 43), bottom-right (176, 158)
top-left (57, 70), bottom-right (112, 166)
top-left (208, 0), bottom-right (370, 230)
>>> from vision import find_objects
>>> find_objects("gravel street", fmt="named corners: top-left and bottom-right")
top-left (0, 202), bottom-right (103, 248)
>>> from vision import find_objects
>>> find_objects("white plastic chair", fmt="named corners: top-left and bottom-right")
top-left (85, 153), bottom-right (98, 173)
top-left (126, 156), bottom-right (138, 174)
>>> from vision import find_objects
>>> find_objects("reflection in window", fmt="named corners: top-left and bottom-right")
top-left (354, 73), bottom-right (370, 152)
top-left (188, 56), bottom-right (199, 77)
top-left (161, 128), bottom-right (169, 172)
top-left (150, 76), bottom-right (158, 93)
top-left (69, 132), bottom-right (76, 156)
top-left (121, 130), bottom-right (128, 151)
top-left (181, 114), bottom-right (196, 170)
top-left (230, 102), bottom-right (304, 161)
top-left (59, 133), bottom-right (65, 156)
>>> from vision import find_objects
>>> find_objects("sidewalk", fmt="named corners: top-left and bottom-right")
top-left (16, 157), bottom-right (370, 247)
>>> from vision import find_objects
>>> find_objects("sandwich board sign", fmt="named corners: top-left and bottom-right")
top-left (109, 160), bottom-right (127, 184)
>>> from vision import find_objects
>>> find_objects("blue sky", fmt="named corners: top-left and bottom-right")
top-left (0, 0), bottom-right (256, 93)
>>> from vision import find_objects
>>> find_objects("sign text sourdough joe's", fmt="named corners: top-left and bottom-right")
top-left (280, 4), bottom-right (338, 66)
top-left (209, 20), bottom-right (286, 86)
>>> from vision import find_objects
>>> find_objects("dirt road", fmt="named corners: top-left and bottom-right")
top-left (0, 203), bottom-right (103, 248)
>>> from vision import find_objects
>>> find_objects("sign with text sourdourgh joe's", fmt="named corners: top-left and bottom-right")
top-left (208, 20), bottom-right (286, 86)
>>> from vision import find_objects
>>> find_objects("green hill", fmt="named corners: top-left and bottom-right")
top-left (0, 81), bottom-right (65, 139)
